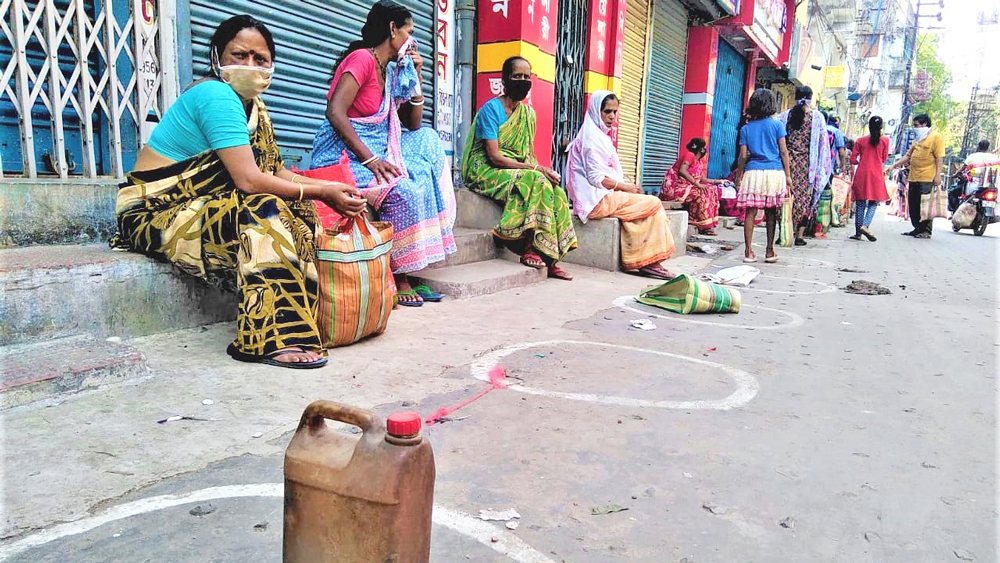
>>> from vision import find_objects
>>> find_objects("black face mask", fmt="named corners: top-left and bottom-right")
top-left (504, 79), bottom-right (532, 101)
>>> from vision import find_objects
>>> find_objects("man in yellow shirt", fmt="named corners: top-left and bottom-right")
top-left (890, 114), bottom-right (945, 238)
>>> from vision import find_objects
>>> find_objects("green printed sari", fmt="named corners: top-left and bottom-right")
top-left (461, 101), bottom-right (577, 261)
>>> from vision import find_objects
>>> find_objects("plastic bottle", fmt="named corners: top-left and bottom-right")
top-left (284, 401), bottom-right (435, 562)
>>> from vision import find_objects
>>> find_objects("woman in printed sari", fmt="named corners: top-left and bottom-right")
top-left (113, 15), bottom-right (366, 369)
top-left (778, 86), bottom-right (831, 246)
top-left (660, 138), bottom-right (725, 235)
top-left (564, 91), bottom-right (676, 279)
top-left (311, 0), bottom-right (457, 306)
top-left (461, 56), bottom-right (577, 280)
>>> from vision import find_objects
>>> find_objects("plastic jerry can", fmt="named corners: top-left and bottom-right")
top-left (284, 401), bottom-right (435, 562)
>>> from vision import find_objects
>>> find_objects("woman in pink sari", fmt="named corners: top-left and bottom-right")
top-left (660, 138), bottom-right (725, 235)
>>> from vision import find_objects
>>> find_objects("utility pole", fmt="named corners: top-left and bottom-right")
top-left (898, 0), bottom-right (944, 154)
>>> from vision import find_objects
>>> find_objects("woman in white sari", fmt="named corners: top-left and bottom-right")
top-left (564, 91), bottom-right (676, 279)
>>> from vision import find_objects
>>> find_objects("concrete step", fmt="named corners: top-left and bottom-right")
top-left (0, 244), bottom-right (237, 346)
top-left (456, 189), bottom-right (688, 269)
top-left (426, 227), bottom-right (500, 269)
top-left (1, 334), bottom-right (149, 409)
top-left (408, 259), bottom-right (547, 299)
top-left (0, 179), bottom-right (119, 247)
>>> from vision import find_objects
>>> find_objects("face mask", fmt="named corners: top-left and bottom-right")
top-left (913, 126), bottom-right (930, 142)
top-left (213, 50), bottom-right (273, 100)
top-left (504, 79), bottom-right (532, 102)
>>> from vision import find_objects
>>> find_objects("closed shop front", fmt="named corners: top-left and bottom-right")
top-left (617, 0), bottom-right (651, 183)
top-left (640, 0), bottom-right (688, 191)
top-left (189, 0), bottom-right (436, 169)
top-left (706, 38), bottom-right (746, 179)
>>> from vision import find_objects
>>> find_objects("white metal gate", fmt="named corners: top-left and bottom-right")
top-left (0, 0), bottom-right (175, 178)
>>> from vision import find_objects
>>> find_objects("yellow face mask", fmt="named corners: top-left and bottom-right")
top-left (212, 50), bottom-right (274, 100)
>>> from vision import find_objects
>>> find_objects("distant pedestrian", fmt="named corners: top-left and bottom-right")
top-left (848, 116), bottom-right (890, 242)
top-left (734, 88), bottom-right (792, 264)
top-left (778, 86), bottom-right (832, 246)
top-left (889, 114), bottom-right (944, 238)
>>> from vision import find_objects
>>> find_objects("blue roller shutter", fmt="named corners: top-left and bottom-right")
top-left (189, 0), bottom-right (435, 169)
top-left (640, 0), bottom-right (688, 192)
top-left (707, 38), bottom-right (746, 179)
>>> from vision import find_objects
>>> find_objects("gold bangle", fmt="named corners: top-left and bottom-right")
top-left (613, 180), bottom-right (619, 190)
top-left (291, 173), bottom-right (300, 183)
top-left (532, 164), bottom-right (538, 171)
top-left (295, 181), bottom-right (304, 202)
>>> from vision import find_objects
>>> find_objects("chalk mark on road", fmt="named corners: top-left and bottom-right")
top-left (728, 274), bottom-right (838, 295)
top-left (0, 484), bottom-right (556, 563)
top-left (471, 340), bottom-right (760, 411)
top-left (613, 296), bottom-right (805, 330)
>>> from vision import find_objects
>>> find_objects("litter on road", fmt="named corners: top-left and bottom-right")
top-left (700, 265), bottom-right (760, 287)
top-left (630, 319), bottom-right (657, 331)
top-left (157, 415), bottom-right (217, 424)
top-left (477, 508), bottom-right (521, 522)
top-left (843, 280), bottom-right (892, 295)
top-left (701, 503), bottom-right (728, 515)
top-left (591, 504), bottom-right (629, 515)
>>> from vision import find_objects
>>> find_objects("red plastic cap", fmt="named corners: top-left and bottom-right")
top-left (386, 412), bottom-right (422, 437)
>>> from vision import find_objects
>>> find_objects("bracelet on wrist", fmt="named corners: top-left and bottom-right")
top-left (361, 155), bottom-right (378, 167)
top-left (295, 181), bottom-right (304, 202)
top-left (409, 96), bottom-right (425, 106)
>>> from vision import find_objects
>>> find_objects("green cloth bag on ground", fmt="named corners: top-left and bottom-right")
top-left (636, 274), bottom-right (741, 315)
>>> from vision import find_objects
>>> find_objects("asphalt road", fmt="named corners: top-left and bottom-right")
top-left (3, 214), bottom-right (996, 562)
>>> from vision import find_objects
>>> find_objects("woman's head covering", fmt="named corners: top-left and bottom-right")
top-left (565, 90), bottom-right (623, 221)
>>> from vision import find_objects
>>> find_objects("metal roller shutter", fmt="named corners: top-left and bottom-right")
top-left (640, 0), bottom-right (688, 192)
top-left (706, 39), bottom-right (746, 179)
top-left (190, 0), bottom-right (435, 169)
top-left (618, 0), bottom-right (651, 183)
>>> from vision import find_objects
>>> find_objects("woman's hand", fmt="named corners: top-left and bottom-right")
top-left (541, 166), bottom-right (561, 186)
top-left (366, 158), bottom-right (401, 186)
top-left (321, 182), bottom-right (366, 217)
top-left (786, 174), bottom-right (794, 192)
top-left (624, 184), bottom-right (643, 194)
top-left (409, 44), bottom-right (422, 73)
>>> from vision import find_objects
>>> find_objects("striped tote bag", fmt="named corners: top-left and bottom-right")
top-left (636, 274), bottom-right (741, 315)
top-left (314, 216), bottom-right (395, 347)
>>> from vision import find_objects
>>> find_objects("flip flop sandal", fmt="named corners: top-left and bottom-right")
top-left (396, 289), bottom-right (425, 307)
top-left (520, 252), bottom-right (546, 270)
top-left (547, 265), bottom-right (573, 281)
top-left (412, 284), bottom-right (444, 302)
top-left (227, 343), bottom-right (328, 370)
top-left (699, 229), bottom-right (718, 236)
top-left (743, 255), bottom-right (758, 263)
top-left (765, 255), bottom-right (779, 263)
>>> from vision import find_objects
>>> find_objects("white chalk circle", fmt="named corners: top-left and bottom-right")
top-left (612, 295), bottom-right (804, 331)
top-left (724, 273), bottom-right (838, 295)
top-left (725, 251), bottom-right (836, 269)
top-left (0, 484), bottom-right (556, 563)
top-left (471, 340), bottom-right (759, 411)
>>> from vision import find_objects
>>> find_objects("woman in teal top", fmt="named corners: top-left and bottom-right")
top-left (113, 15), bottom-right (365, 369)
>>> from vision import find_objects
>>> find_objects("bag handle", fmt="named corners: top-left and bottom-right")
top-left (297, 400), bottom-right (380, 436)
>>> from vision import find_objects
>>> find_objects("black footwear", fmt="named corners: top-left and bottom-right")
top-left (794, 238), bottom-right (807, 246)
top-left (861, 229), bottom-right (877, 242)
top-left (227, 343), bottom-right (328, 370)
top-left (849, 234), bottom-right (863, 241)
top-left (914, 232), bottom-right (932, 239)
top-left (901, 230), bottom-right (917, 236)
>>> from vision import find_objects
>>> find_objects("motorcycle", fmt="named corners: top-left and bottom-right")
top-left (951, 185), bottom-right (998, 236)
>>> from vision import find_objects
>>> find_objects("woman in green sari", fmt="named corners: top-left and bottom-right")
top-left (461, 56), bottom-right (577, 280)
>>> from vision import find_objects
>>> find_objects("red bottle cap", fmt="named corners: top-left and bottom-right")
top-left (386, 412), bottom-right (422, 437)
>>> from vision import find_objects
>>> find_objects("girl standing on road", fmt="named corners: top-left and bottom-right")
top-left (778, 86), bottom-right (832, 246)
top-left (734, 88), bottom-right (792, 264)
top-left (848, 116), bottom-right (890, 242)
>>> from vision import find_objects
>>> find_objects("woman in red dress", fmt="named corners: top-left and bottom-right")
top-left (849, 116), bottom-right (890, 241)
top-left (660, 138), bottom-right (725, 235)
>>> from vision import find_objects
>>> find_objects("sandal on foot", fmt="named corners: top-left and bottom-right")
top-left (794, 238), bottom-right (807, 246)
top-left (227, 343), bottom-right (328, 370)
top-left (861, 229), bottom-right (877, 242)
top-left (743, 254), bottom-right (758, 264)
top-left (520, 251), bottom-right (546, 270)
top-left (849, 234), bottom-right (863, 241)
top-left (765, 254), bottom-right (779, 263)
top-left (637, 265), bottom-right (677, 280)
top-left (698, 229), bottom-right (718, 236)
top-left (396, 289), bottom-right (425, 307)
top-left (547, 264), bottom-right (573, 281)
top-left (412, 284), bottom-right (444, 302)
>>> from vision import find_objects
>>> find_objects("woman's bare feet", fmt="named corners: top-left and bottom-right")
top-left (637, 264), bottom-right (677, 280)
top-left (271, 347), bottom-right (324, 364)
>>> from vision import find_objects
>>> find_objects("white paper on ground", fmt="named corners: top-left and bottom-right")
top-left (701, 265), bottom-right (761, 287)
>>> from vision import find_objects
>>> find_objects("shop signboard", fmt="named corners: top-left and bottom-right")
top-left (749, 0), bottom-right (786, 61)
